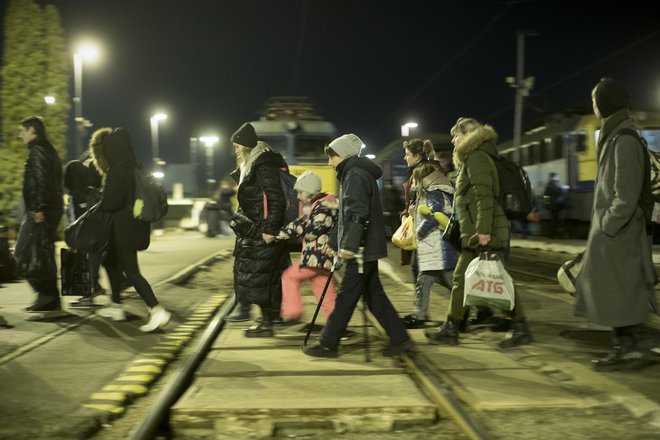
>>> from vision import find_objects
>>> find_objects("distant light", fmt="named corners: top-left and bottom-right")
top-left (199, 136), bottom-right (219, 147)
top-left (76, 42), bottom-right (99, 61)
top-left (401, 122), bottom-right (419, 137)
top-left (365, 154), bottom-right (376, 159)
top-left (403, 122), bottom-right (418, 129)
top-left (44, 96), bottom-right (55, 104)
top-left (152, 113), bottom-right (167, 121)
top-left (152, 171), bottom-right (165, 179)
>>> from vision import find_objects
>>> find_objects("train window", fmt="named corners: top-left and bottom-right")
top-left (261, 136), bottom-right (290, 160)
top-left (295, 136), bottom-right (333, 162)
top-left (576, 132), bottom-right (587, 153)
top-left (553, 136), bottom-right (564, 160)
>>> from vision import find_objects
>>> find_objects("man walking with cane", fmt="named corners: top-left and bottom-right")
top-left (303, 134), bottom-right (414, 358)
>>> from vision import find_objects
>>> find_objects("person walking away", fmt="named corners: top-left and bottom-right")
top-left (402, 162), bottom-right (458, 328)
top-left (275, 171), bottom-right (339, 323)
top-left (575, 78), bottom-right (658, 371)
top-left (63, 156), bottom-right (106, 306)
top-left (424, 117), bottom-right (532, 348)
top-left (19, 116), bottom-right (63, 312)
top-left (89, 127), bottom-right (171, 332)
top-left (303, 134), bottom-right (414, 358)
top-left (543, 172), bottom-right (566, 239)
top-left (229, 122), bottom-right (290, 337)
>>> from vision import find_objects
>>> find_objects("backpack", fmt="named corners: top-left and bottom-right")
top-left (262, 167), bottom-right (302, 226)
top-left (133, 164), bottom-right (169, 223)
top-left (608, 128), bottom-right (657, 222)
top-left (485, 153), bottom-right (534, 220)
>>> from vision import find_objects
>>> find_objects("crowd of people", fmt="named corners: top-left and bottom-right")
top-left (3, 77), bottom-right (658, 372)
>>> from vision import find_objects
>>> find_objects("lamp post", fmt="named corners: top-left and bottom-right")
top-left (73, 43), bottom-right (99, 158)
top-left (150, 113), bottom-right (167, 166)
top-left (199, 136), bottom-right (219, 194)
top-left (401, 121), bottom-right (418, 137)
top-left (44, 96), bottom-right (56, 105)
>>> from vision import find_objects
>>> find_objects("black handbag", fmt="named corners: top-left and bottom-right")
top-left (64, 202), bottom-right (112, 252)
top-left (442, 213), bottom-right (461, 251)
top-left (15, 218), bottom-right (57, 280)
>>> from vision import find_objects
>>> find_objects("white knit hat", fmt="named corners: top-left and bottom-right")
top-left (293, 170), bottom-right (322, 194)
top-left (329, 134), bottom-right (363, 158)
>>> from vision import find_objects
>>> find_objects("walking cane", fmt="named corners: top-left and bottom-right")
top-left (301, 257), bottom-right (340, 349)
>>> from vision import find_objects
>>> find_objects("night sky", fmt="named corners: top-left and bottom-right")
top-left (2, 0), bottom-right (660, 179)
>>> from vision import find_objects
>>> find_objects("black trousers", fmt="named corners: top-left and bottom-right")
top-left (28, 278), bottom-right (59, 303)
top-left (103, 242), bottom-right (158, 308)
top-left (320, 260), bottom-right (410, 350)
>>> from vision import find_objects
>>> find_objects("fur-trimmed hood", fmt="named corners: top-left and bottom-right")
top-left (452, 124), bottom-right (498, 168)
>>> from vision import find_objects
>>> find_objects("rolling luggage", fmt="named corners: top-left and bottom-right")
top-left (60, 247), bottom-right (92, 297)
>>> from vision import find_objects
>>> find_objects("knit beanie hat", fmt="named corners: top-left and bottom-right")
top-left (231, 122), bottom-right (258, 148)
top-left (594, 78), bottom-right (631, 118)
top-left (328, 134), bottom-right (363, 158)
top-left (293, 170), bottom-right (322, 194)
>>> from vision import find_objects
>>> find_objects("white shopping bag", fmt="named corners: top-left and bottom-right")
top-left (464, 251), bottom-right (515, 311)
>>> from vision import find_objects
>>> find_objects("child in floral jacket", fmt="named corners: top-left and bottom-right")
top-left (276, 171), bottom-right (339, 323)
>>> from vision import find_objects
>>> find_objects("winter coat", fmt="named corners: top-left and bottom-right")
top-left (279, 193), bottom-right (338, 271)
top-left (98, 128), bottom-right (151, 251)
top-left (452, 125), bottom-right (510, 250)
top-left (64, 159), bottom-right (102, 219)
top-left (575, 109), bottom-right (657, 327)
top-left (335, 156), bottom-right (387, 262)
top-left (230, 143), bottom-right (289, 305)
top-left (413, 170), bottom-right (459, 272)
top-left (23, 138), bottom-right (63, 229)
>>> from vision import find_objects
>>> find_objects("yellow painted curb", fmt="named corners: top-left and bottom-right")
top-left (103, 384), bottom-right (149, 395)
top-left (126, 365), bottom-right (162, 374)
top-left (90, 392), bottom-right (126, 402)
top-left (83, 403), bottom-right (125, 414)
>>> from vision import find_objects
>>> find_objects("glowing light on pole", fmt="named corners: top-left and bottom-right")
top-left (199, 135), bottom-right (219, 184)
top-left (150, 113), bottom-right (168, 165)
top-left (401, 122), bottom-right (418, 137)
top-left (73, 42), bottom-right (99, 157)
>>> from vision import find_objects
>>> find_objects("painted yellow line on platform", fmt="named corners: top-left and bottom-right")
top-left (103, 384), bottom-right (149, 395)
top-left (90, 392), bottom-right (126, 402)
top-left (132, 358), bottom-right (167, 366)
top-left (116, 374), bottom-right (156, 383)
top-left (126, 365), bottom-right (162, 374)
top-left (83, 403), bottom-right (125, 414)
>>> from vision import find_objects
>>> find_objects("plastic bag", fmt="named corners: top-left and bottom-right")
top-left (15, 217), bottom-right (56, 280)
top-left (464, 250), bottom-right (515, 311)
top-left (391, 215), bottom-right (416, 250)
top-left (556, 251), bottom-right (584, 296)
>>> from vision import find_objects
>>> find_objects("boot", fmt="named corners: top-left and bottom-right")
top-left (245, 309), bottom-right (274, 338)
top-left (593, 328), bottom-right (653, 372)
top-left (424, 316), bottom-right (460, 346)
top-left (139, 305), bottom-right (171, 332)
top-left (498, 320), bottom-right (533, 349)
top-left (96, 302), bottom-right (126, 321)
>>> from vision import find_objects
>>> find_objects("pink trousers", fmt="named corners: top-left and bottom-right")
top-left (281, 263), bottom-right (336, 320)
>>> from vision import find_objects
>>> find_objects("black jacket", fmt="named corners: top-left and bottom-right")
top-left (99, 128), bottom-right (150, 251)
top-left (230, 145), bottom-right (289, 305)
top-left (23, 138), bottom-right (63, 227)
top-left (336, 156), bottom-right (387, 262)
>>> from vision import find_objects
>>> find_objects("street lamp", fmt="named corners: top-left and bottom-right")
top-left (401, 121), bottom-right (418, 137)
top-left (150, 113), bottom-right (167, 166)
top-left (199, 136), bottom-right (219, 191)
top-left (73, 43), bottom-right (99, 157)
top-left (44, 96), bottom-right (56, 105)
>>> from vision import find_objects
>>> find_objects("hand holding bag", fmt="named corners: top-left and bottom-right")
top-left (556, 251), bottom-right (584, 296)
top-left (391, 215), bottom-right (416, 250)
top-left (464, 250), bottom-right (515, 311)
top-left (441, 213), bottom-right (461, 251)
top-left (229, 210), bottom-right (257, 238)
top-left (64, 202), bottom-right (112, 252)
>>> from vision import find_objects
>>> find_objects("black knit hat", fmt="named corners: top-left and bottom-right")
top-left (594, 78), bottom-right (631, 118)
top-left (231, 122), bottom-right (258, 148)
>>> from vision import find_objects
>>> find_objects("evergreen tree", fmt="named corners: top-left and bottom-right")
top-left (0, 0), bottom-right (69, 225)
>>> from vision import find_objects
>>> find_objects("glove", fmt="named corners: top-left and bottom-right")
top-left (433, 212), bottom-right (450, 230)
top-left (417, 204), bottom-right (432, 216)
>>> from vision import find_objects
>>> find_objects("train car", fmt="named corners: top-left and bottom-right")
top-left (249, 96), bottom-right (338, 194)
top-left (497, 109), bottom-right (660, 235)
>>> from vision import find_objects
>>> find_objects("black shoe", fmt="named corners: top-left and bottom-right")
top-left (593, 333), bottom-right (654, 372)
top-left (27, 299), bottom-right (61, 313)
top-left (256, 316), bottom-right (284, 326)
top-left (498, 321), bottom-right (533, 349)
top-left (340, 330), bottom-right (358, 341)
top-left (424, 317), bottom-right (460, 346)
top-left (225, 309), bottom-right (252, 322)
top-left (469, 307), bottom-right (495, 327)
top-left (403, 314), bottom-right (427, 329)
top-left (244, 323), bottom-right (274, 337)
top-left (489, 318), bottom-right (511, 333)
top-left (303, 342), bottom-right (338, 358)
top-left (382, 339), bottom-right (416, 357)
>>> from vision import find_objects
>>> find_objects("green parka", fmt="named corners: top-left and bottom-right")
top-left (452, 125), bottom-right (510, 249)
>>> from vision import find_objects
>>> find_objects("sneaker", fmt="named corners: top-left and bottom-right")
top-left (69, 297), bottom-right (96, 308)
top-left (91, 285), bottom-right (106, 298)
top-left (382, 339), bottom-right (416, 357)
top-left (96, 303), bottom-right (127, 321)
top-left (302, 342), bottom-right (338, 358)
top-left (225, 308), bottom-right (252, 322)
top-left (139, 305), bottom-right (171, 332)
top-left (27, 299), bottom-right (61, 313)
top-left (403, 314), bottom-right (427, 329)
top-left (244, 323), bottom-right (275, 338)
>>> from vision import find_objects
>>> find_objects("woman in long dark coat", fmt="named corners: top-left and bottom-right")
top-left (90, 127), bottom-right (171, 332)
top-left (229, 123), bottom-right (290, 337)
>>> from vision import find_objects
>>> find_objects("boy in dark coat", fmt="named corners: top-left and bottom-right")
top-left (303, 134), bottom-right (413, 358)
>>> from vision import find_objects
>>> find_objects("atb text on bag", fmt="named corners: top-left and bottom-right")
top-left (464, 250), bottom-right (515, 311)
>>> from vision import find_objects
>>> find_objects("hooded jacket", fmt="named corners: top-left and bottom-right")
top-left (452, 124), bottom-right (509, 249)
top-left (335, 156), bottom-right (387, 262)
top-left (23, 138), bottom-right (63, 226)
top-left (98, 128), bottom-right (151, 251)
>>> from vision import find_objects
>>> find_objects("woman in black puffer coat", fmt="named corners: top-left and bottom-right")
top-left (90, 127), bottom-right (171, 332)
top-left (229, 122), bottom-right (290, 337)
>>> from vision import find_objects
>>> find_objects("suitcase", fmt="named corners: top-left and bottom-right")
top-left (60, 247), bottom-right (93, 296)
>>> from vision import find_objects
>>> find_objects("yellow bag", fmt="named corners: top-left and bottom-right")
top-left (391, 215), bottom-right (417, 250)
